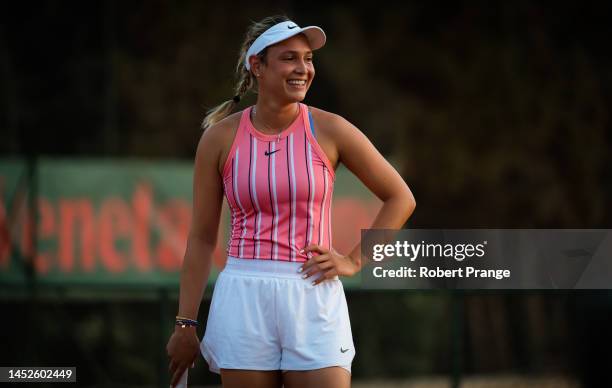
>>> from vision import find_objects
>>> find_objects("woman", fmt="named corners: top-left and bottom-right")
top-left (166, 15), bottom-right (415, 388)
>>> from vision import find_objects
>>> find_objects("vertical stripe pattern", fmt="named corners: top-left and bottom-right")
top-left (305, 132), bottom-right (315, 249)
top-left (222, 103), bottom-right (335, 262)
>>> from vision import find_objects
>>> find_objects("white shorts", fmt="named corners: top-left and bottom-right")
top-left (200, 256), bottom-right (355, 375)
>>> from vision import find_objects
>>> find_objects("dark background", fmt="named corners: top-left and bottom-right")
top-left (1, 1), bottom-right (611, 387)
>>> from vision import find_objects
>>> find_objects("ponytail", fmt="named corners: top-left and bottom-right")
top-left (201, 66), bottom-right (253, 130)
top-left (200, 14), bottom-right (291, 130)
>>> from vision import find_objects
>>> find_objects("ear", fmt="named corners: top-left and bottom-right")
top-left (249, 55), bottom-right (262, 77)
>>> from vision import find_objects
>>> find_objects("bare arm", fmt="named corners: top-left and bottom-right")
top-left (333, 114), bottom-right (416, 270)
top-left (167, 122), bottom-right (225, 386)
top-left (301, 112), bottom-right (416, 281)
top-left (177, 126), bottom-right (224, 319)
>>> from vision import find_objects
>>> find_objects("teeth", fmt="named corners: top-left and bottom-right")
top-left (288, 80), bottom-right (306, 85)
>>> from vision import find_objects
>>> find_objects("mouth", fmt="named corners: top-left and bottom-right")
top-left (287, 79), bottom-right (307, 89)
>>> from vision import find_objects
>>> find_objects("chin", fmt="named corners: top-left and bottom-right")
top-left (282, 93), bottom-right (306, 103)
top-left (286, 90), bottom-right (309, 102)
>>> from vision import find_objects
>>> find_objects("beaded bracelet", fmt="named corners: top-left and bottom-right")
top-left (175, 316), bottom-right (198, 328)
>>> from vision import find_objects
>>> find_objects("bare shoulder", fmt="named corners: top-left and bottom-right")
top-left (197, 111), bottom-right (242, 175)
top-left (308, 106), bottom-right (352, 135)
top-left (309, 106), bottom-right (363, 141)
top-left (200, 111), bottom-right (241, 146)
top-left (310, 107), bottom-right (367, 166)
top-left (307, 107), bottom-right (348, 170)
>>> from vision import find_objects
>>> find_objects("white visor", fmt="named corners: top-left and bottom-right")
top-left (244, 21), bottom-right (326, 70)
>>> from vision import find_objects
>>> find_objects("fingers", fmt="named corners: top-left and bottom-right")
top-left (170, 365), bottom-right (186, 387)
top-left (300, 253), bottom-right (331, 275)
top-left (302, 258), bottom-right (333, 276)
top-left (300, 244), bottom-right (328, 256)
top-left (312, 268), bottom-right (338, 285)
top-left (168, 359), bottom-right (177, 374)
top-left (298, 245), bottom-right (342, 285)
top-left (302, 261), bottom-right (336, 285)
top-left (169, 354), bottom-right (195, 386)
top-left (167, 332), bottom-right (199, 387)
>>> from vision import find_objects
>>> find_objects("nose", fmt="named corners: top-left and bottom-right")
top-left (294, 59), bottom-right (307, 74)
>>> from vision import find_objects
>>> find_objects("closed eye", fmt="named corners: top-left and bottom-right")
top-left (282, 56), bottom-right (314, 62)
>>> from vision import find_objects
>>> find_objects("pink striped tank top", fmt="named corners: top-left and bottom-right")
top-left (222, 103), bottom-right (335, 262)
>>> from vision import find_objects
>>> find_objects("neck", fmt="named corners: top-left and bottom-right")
top-left (252, 100), bottom-right (300, 135)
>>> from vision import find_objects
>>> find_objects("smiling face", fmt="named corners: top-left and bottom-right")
top-left (251, 34), bottom-right (315, 104)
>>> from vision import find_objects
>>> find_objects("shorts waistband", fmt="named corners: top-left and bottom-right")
top-left (222, 257), bottom-right (339, 281)
top-left (223, 256), bottom-right (304, 279)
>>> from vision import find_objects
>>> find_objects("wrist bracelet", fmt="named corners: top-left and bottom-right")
top-left (175, 315), bottom-right (197, 321)
top-left (175, 318), bottom-right (198, 328)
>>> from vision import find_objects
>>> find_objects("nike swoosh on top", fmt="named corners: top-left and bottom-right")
top-left (288, 25), bottom-right (298, 29)
top-left (340, 347), bottom-right (349, 353)
top-left (265, 149), bottom-right (280, 156)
